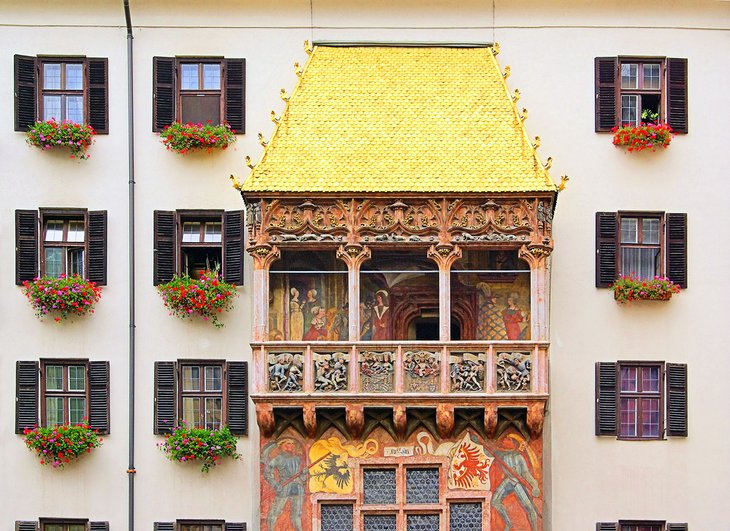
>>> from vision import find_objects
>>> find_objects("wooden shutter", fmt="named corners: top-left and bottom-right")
top-left (227, 361), bottom-right (249, 435)
top-left (225, 524), bottom-right (246, 531)
top-left (16, 209), bottom-right (39, 285)
top-left (224, 58), bottom-right (246, 133)
top-left (596, 525), bottom-right (618, 531)
top-left (666, 524), bottom-right (688, 531)
top-left (153, 57), bottom-right (176, 132)
top-left (88, 58), bottom-right (109, 134)
top-left (595, 212), bottom-right (618, 287)
top-left (595, 362), bottom-right (617, 436)
top-left (666, 213), bottom-right (687, 289)
top-left (89, 361), bottom-right (111, 434)
top-left (594, 57), bottom-right (617, 132)
top-left (154, 361), bottom-right (177, 434)
top-left (88, 210), bottom-right (108, 285)
top-left (154, 210), bottom-right (176, 285)
top-left (15, 522), bottom-right (38, 531)
top-left (666, 363), bottom-right (688, 437)
top-left (666, 58), bottom-right (688, 134)
top-left (154, 524), bottom-right (174, 531)
top-left (16, 361), bottom-right (39, 434)
top-left (90, 523), bottom-right (110, 531)
top-left (14, 54), bottom-right (37, 131)
top-left (224, 210), bottom-right (245, 285)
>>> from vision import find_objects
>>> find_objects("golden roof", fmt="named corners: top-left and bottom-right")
top-left (240, 44), bottom-right (557, 194)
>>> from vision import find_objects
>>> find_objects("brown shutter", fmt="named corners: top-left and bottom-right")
top-left (15, 522), bottom-right (39, 531)
top-left (666, 363), bottom-right (688, 437)
top-left (595, 362), bottom-right (617, 436)
top-left (595, 57), bottom-right (617, 132)
top-left (666, 58), bottom-right (688, 134)
top-left (596, 525), bottom-right (618, 531)
top-left (153, 57), bottom-right (176, 132)
top-left (88, 58), bottom-right (109, 134)
top-left (666, 213), bottom-right (687, 289)
top-left (226, 361), bottom-right (248, 435)
top-left (154, 361), bottom-right (177, 434)
top-left (154, 210), bottom-right (177, 285)
top-left (666, 524), bottom-right (688, 531)
top-left (154, 524), bottom-right (174, 531)
top-left (16, 209), bottom-right (39, 285)
top-left (225, 524), bottom-right (246, 531)
top-left (16, 361), bottom-right (39, 434)
top-left (224, 58), bottom-right (246, 133)
top-left (89, 361), bottom-right (111, 434)
top-left (223, 210), bottom-right (245, 285)
top-left (88, 210), bottom-right (108, 285)
top-left (14, 55), bottom-right (37, 132)
top-left (595, 212), bottom-right (618, 287)
top-left (90, 523), bottom-right (110, 531)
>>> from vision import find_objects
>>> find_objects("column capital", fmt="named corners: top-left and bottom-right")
top-left (518, 242), bottom-right (552, 269)
top-left (248, 244), bottom-right (281, 270)
top-left (336, 244), bottom-right (372, 270)
top-left (427, 244), bottom-right (462, 270)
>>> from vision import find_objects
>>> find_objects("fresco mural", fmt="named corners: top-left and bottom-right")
top-left (260, 425), bottom-right (543, 531)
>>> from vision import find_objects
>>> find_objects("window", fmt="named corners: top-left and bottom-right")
top-left (595, 212), bottom-right (687, 288)
top-left (15, 360), bottom-right (110, 433)
top-left (152, 57), bottom-right (245, 133)
top-left (596, 521), bottom-right (688, 531)
top-left (16, 521), bottom-right (109, 531)
top-left (595, 362), bottom-right (687, 439)
top-left (153, 360), bottom-right (248, 435)
top-left (15, 209), bottom-right (108, 285)
top-left (14, 55), bottom-right (108, 133)
top-left (153, 210), bottom-right (244, 285)
top-left (153, 522), bottom-right (244, 531)
top-left (594, 57), bottom-right (687, 134)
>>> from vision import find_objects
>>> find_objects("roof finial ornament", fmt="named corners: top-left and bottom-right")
top-left (503, 65), bottom-right (511, 79)
top-left (280, 89), bottom-right (290, 102)
top-left (543, 157), bottom-right (553, 170)
top-left (532, 136), bottom-right (541, 149)
top-left (270, 111), bottom-right (280, 124)
top-left (512, 89), bottom-right (521, 103)
top-left (257, 133), bottom-right (268, 147)
top-left (230, 174), bottom-right (242, 191)
top-left (245, 156), bottom-right (255, 169)
top-left (520, 108), bottom-right (528, 122)
top-left (493, 42), bottom-right (500, 55)
top-left (304, 40), bottom-right (313, 55)
top-left (294, 62), bottom-right (303, 77)
top-left (558, 175), bottom-right (570, 191)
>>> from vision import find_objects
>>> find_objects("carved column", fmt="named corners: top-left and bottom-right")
top-left (436, 404), bottom-right (454, 438)
top-left (249, 245), bottom-right (281, 342)
top-left (484, 404), bottom-right (498, 439)
top-left (394, 405), bottom-right (407, 440)
top-left (519, 244), bottom-right (552, 342)
top-left (256, 403), bottom-right (276, 438)
top-left (337, 244), bottom-right (371, 341)
top-left (303, 404), bottom-right (317, 438)
top-left (346, 405), bottom-right (365, 439)
top-left (527, 402), bottom-right (546, 439)
top-left (427, 244), bottom-right (462, 341)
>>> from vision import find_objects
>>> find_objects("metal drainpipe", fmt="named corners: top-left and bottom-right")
top-left (123, 2), bottom-right (136, 531)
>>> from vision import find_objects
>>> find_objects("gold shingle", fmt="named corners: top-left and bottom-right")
top-left (241, 45), bottom-right (557, 194)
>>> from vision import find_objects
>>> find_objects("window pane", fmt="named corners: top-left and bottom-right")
top-left (621, 95), bottom-right (639, 126)
top-left (183, 366), bottom-right (201, 391)
top-left (641, 218), bottom-right (660, 245)
top-left (643, 64), bottom-right (660, 90)
top-left (204, 222), bottom-right (222, 243)
top-left (182, 222), bottom-right (202, 243)
top-left (181, 94), bottom-right (220, 124)
top-left (45, 247), bottom-right (63, 278)
top-left (45, 525), bottom-right (64, 531)
top-left (69, 249), bottom-right (84, 277)
top-left (206, 526), bottom-right (223, 531)
top-left (321, 505), bottom-right (354, 531)
top-left (621, 63), bottom-right (638, 88)
top-left (181, 63), bottom-right (199, 90)
top-left (45, 220), bottom-right (65, 242)
top-left (68, 526), bottom-right (86, 531)
top-left (450, 503), bottom-right (482, 531)
top-left (641, 366), bottom-right (660, 392)
top-left (363, 468), bottom-right (397, 504)
top-left (620, 218), bottom-right (638, 244)
top-left (364, 515), bottom-right (396, 531)
top-left (68, 397), bottom-right (86, 424)
top-left (46, 397), bottom-right (64, 426)
top-left (205, 365), bottom-right (222, 391)
top-left (204, 397), bottom-right (222, 430)
top-left (642, 398), bottom-right (660, 437)
top-left (406, 468), bottom-right (440, 504)
top-left (43, 95), bottom-right (63, 121)
top-left (66, 96), bottom-right (84, 123)
top-left (621, 247), bottom-right (660, 279)
top-left (620, 397), bottom-right (637, 437)
top-left (67, 220), bottom-right (85, 242)
top-left (203, 63), bottom-right (221, 90)
top-left (182, 397), bottom-right (201, 428)
top-left (65, 63), bottom-right (83, 90)
top-left (68, 366), bottom-right (86, 391)
top-left (46, 365), bottom-right (64, 390)
top-left (43, 63), bottom-right (62, 89)
top-left (407, 514), bottom-right (439, 531)
top-left (620, 366), bottom-right (637, 392)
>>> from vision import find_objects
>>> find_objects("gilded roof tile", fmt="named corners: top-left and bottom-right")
top-left (241, 45), bottom-right (557, 194)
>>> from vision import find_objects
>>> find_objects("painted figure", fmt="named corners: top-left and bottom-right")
top-left (476, 282), bottom-right (505, 340)
top-left (329, 302), bottom-right (349, 341)
top-left (289, 288), bottom-right (304, 341)
top-left (262, 438), bottom-right (306, 531)
top-left (372, 290), bottom-right (391, 340)
top-left (359, 298), bottom-right (374, 340)
top-left (502, 292), bottom-right (528, 340)
top-left (303, 307), bottom-right (328, 341)
top-left (301, 289), bottom-right (319, 332)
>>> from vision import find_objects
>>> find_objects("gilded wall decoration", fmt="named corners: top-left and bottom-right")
top-left (268, 352), bottom-right (304, 392)
top-left (496, 352), bottom-right (532, 392)
top-left (308, 437), bottom-right (379, 494)
top-left (313, 352), bottom-right (349, 392)
top-left (449, 352), bottom-right (486, 392)
top-left (404, 350), bottom-right (440, 392)
top-left (359, 351), bottom-right (395, 392)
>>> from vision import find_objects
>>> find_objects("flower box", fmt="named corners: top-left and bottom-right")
top-left (610, 275), bottom-right (680, 303)
top-left (612, 122), bottom-right (674, 152)
top-left (26, 119), bottom-right (96, 160)
top-left (160, 122), bottom-right (236, 154)
top-left (24, 424), bottom-right (102, 468)
top-left (157, 271), bottom-right (236, 328)
top-left (22, 275), bottom-right (102, 322)
top-left (158, 424), bottom-right (240, 472)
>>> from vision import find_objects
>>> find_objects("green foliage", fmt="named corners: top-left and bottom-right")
top-left (158, 424), bottom-right (240, 472)
top-left (24, 424), bottom-right (102, 468)
top-left (157, 271), bottom-right (236, 328)
top-left (26, 119), bottom-right (96, 159)
top-left (610, 275), bottom-right (680, 303)
top-left (22, 275), bottom-right (102, 322)
top-left (160, 122), bottom-right (236, 154)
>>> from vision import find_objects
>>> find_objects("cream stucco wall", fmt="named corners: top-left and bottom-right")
top-left (1, 1), bottom-right (728, 530)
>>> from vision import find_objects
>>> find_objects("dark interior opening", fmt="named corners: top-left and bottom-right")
top-left (413, 317), bottom-right (462, 340)
top-left (641, 94), bottom-right (661, 122)
top-left (182, 247), bottom-right (221, 279)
